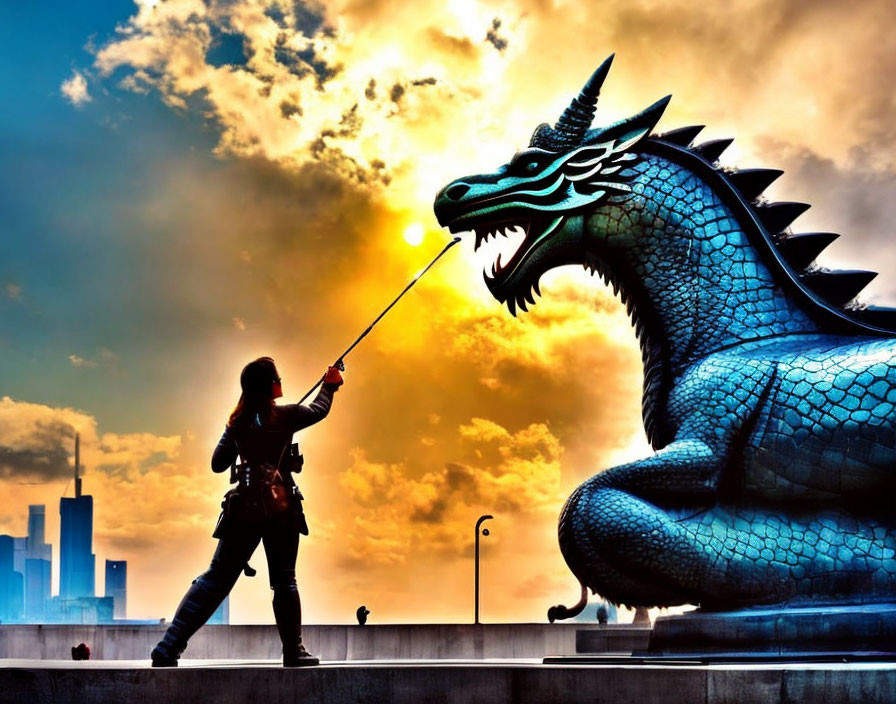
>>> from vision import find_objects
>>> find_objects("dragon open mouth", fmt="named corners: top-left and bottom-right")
top-left (472, 221), bottom-right (527, 280)
top-left (448, 214), bottom-right (565, 314)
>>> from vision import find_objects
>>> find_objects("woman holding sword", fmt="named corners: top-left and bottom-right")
top-left (150, 236), bottom-right (459, 668)
top-left (151, 358), bottom-right (344, 667)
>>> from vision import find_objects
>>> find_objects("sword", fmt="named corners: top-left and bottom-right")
top-left (297, 236), bottom-right (462, 404)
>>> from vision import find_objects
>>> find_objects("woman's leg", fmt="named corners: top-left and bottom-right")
top-left (151, 528), bottom-right (261, 666)
top-left (261, 509), bottom-right (317, 666)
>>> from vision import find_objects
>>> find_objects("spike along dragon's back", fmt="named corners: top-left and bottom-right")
top-left (434, 56), bottom-right (896, 612)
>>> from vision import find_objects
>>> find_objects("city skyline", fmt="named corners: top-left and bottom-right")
top-left (0, 435), bottom-right (130, 624)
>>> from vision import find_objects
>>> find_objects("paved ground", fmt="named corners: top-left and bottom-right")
top-left (1, 658), bottom-right (895, 703)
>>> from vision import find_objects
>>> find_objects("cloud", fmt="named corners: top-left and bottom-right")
top-left (0, 438), bottom-right (73, 481)
top-left (86, 0), bottom-right (896, 208)
top-left (67, 348), bottom-right (119, 369)
top-left (61, 71), bottom-right (91, 106)
top-left (752, 137), bottom-right (896, 302)
top-left (68, 354), bottom-right (97, 368)
top-left (0, 397), bottom-right (86, 480)
top-left (337, 417), bottom-right (564, 565)
top-left (86, 0), bottom-right (533, 208)
top-left (513, 571), bottom-right (574, 599)
top-left (0, 397), bottom-right (182, 482)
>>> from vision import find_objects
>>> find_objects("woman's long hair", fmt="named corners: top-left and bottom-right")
top-left (228, 357), bottom-right (279, 428)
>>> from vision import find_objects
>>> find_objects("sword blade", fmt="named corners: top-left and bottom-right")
top-left (297, 236), bottom-right (461, 404)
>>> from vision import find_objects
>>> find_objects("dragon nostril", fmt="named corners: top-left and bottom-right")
top-left (445, 183), bottom-right (471, 200)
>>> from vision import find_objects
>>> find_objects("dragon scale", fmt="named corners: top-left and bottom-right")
top-left (433, 56), bottom-right (896, 610)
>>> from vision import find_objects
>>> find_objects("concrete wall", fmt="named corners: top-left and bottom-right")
top-left (0, 623), bottom-right (637, 661)
top-left (576, 625), bottom-right (651, 653)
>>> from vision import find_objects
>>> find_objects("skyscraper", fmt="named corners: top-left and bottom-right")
top-left (24, 505), bottom-right (52, 622)
top-left (24, 559), bottom-right (51, 622)
top-left (0, 535), bottom-right (23, 623)
top-left (11, 537), bottom-right (26, 575)
top-left (104, 560), bottom-right (127, 619)
top-left (59, 434), bottom-right (95, 600)
top-left (26, 505), bottom-right (50, 559)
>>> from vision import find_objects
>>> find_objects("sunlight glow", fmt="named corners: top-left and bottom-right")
top-left (403, 222), bottom-right (425, 246)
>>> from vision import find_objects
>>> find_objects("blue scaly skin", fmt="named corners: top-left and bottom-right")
top-left (433, 56), bottom-right (896, 610)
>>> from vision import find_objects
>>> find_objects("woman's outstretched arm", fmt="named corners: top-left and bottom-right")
top-left (289, 366), bottom-right (344, 431)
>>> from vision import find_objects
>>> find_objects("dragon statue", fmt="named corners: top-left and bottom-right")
top-left (433, 55), bottom-right (896, 615)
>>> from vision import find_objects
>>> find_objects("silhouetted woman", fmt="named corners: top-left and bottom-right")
top-left (151, 357), bottom-right (343, 667)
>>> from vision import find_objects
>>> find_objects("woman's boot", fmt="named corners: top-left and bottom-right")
top-left (273, 584), bottom-right (319, 667)
top-left (151, 574), bottom-right (230, 667)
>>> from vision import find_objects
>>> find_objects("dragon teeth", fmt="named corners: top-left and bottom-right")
top-left (506, 298), bottom-right (517, 316)
top-left (475, 221), bottom-right (528, 287)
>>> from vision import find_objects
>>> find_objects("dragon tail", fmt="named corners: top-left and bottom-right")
top-left (547, 582), bottom-right (588, 623)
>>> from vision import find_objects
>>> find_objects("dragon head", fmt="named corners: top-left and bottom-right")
top-left (433, 55), bottom-right (669, 314)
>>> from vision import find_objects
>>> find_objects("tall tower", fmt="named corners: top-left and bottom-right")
top-left (59, 434), bottom-right (95, 600)
top-left (74, 434), bottom-right (82, 498)
top-left (26, 506), bottom-right (48, 554)
top-left (24, 505), bottom-right (52, 622)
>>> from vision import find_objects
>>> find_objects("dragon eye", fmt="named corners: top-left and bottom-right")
top-left (525, 161), bottom-right (539, 173)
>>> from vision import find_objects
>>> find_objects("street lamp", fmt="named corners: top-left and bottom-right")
top-left (474, 514), bottom-right (493, 625)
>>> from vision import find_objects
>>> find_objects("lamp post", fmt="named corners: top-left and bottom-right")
top-left (474, 514), bottom-right (493, 625)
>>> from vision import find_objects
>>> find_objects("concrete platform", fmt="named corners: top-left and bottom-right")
top-left (0, 624), bottom-right (610, 661)
top-left (1, 659), bottom-right (895, 704)
top-left (647, 603), bottom-right (896, 656)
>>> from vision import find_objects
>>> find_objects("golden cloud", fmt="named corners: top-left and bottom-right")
top-left (337, 417), bottom-right (564, 567)
top-left (92, 0), bottom-right (896, 218)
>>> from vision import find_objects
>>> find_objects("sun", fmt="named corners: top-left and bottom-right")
top-left (403, 223), bottom-right (425, 246)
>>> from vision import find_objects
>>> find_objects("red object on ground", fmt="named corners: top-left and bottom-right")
top-left (71, 643), bottom-right (91, 660)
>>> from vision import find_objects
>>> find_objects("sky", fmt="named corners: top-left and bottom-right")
top-left (2, 0), bottom-right (896, 625)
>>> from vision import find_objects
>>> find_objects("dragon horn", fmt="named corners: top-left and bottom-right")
top-left (553, 54), bottom-right (614, 144)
